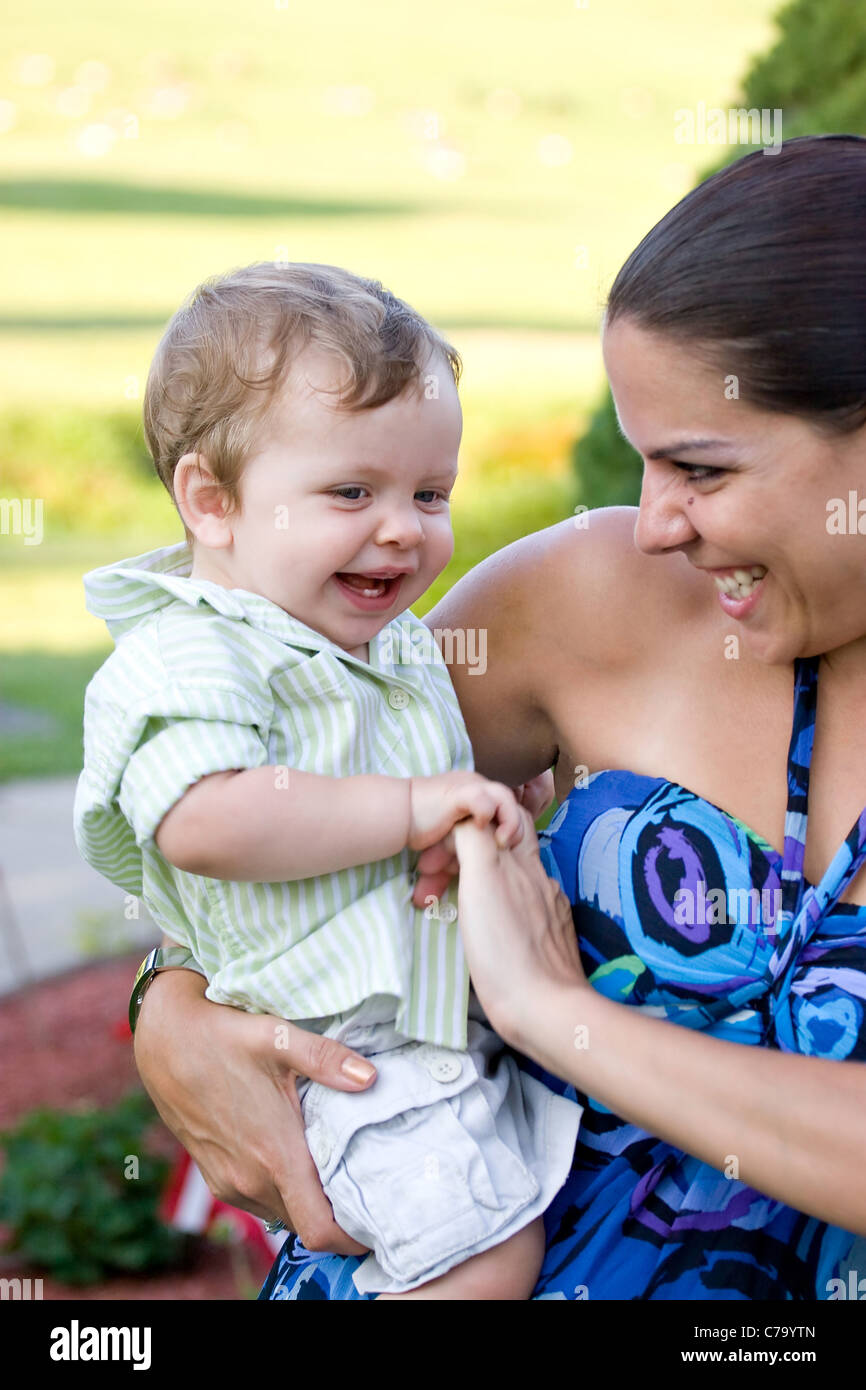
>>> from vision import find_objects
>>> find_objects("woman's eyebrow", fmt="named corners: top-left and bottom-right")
top-left (646, 438), bottom-right (734, 460)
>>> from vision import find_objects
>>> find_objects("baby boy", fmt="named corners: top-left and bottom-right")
top-left (74, 262), bottom-right (581, 1298)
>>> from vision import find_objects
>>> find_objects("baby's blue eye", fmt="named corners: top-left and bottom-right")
top-left (415, 490), bottom-right (441, 503)
top-left (334, 486), bottom-right (366, 500)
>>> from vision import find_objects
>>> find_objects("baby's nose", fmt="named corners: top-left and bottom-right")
top-left (375, 505), bottom-right (426, 546)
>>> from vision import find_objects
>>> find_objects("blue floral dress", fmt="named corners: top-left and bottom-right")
top-left (259, 655), bottom-right (866, 1300)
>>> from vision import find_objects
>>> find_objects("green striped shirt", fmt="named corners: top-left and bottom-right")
top-left (73, 542), bottom-right (475, 1049)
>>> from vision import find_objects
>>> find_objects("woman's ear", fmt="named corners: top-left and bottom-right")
top-left (173, 454), bottom-right (235, 548)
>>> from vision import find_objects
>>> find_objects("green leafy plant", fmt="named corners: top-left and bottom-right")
top-left (573, 390), bottom-right (640, 512)
top-left (0, 1090), bottom-right (186, 1285)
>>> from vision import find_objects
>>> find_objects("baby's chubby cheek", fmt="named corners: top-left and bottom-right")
top-left (427, 523), bottom-right (456, 571)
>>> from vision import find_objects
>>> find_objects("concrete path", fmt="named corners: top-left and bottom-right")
top-left (0, 776), bottom-right (159, 996)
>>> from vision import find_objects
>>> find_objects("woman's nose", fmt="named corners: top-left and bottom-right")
top-left (633, 464), bottom-right (699, 555)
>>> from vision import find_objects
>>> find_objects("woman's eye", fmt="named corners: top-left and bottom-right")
top-left (673, 462), bottom-right (722, 482)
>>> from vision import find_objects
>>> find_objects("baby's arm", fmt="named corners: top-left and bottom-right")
top-left (154, 767), bottom-right (523, 882)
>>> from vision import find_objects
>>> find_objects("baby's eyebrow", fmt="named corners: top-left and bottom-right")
top-left (324, 461), bottom-right (458, 482)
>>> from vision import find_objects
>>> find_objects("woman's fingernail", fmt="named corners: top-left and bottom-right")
top-left (341, 1057), bottom-right (376, 1084)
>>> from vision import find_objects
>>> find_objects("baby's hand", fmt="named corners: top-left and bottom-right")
top-left (407, 772), bottom-right (524, 853)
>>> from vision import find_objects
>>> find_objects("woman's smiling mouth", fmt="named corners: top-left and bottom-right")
top-left (702, 564), bottom-right (768, 618)
top-left (711, 565), bottom-right (768, 600)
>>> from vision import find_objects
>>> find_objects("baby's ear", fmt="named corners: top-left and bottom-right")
top-left (173, 452), bottom-right (234, 547)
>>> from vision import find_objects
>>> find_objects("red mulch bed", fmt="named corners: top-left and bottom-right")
top-left (0, 953), bottom-right (268, 1300)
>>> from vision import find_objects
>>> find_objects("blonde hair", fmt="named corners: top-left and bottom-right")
top-left (143, 261), bottom-right (462, 529)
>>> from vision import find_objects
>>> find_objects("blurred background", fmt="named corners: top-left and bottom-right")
top-left (0, 0), bottom-right (862, 1298)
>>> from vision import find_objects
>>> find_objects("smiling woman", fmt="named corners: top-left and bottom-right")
top-left (601, 134), bottom-right (866, 664)
top-left (602, 317), bottom-right (866, 663)
top-left (132, 135), bottom-right (866, 1302)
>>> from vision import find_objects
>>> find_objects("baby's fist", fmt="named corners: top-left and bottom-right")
top-left (407, 772), bottom-right (524, 853)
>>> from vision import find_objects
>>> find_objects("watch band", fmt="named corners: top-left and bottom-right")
top-left (129, 946), bottom-right (206, 1034)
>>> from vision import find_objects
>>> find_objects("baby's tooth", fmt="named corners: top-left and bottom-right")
top-left (734, 569), bottom-right (752, 585)
top-left (750, 566), bottom-right (766, 578)
top-left (714, 577), bottom-right (728, 592)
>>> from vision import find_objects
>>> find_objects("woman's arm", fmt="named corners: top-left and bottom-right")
top-left (453, 816), bottom-right (866, 1237)
top-left (132, 965), bottom-right (377, 1254)
top-left (528, 978), bottom-right (866, 1236)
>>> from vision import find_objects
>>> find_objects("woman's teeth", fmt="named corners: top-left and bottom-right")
top-left (713, 565), bottom-right (767, 599)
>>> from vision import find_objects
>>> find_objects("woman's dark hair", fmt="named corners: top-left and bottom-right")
top-left (605, 134), bottom-right (866, 433)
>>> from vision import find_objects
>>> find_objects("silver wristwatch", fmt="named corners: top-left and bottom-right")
top-left (129, 946), bottom-right (206, 1034)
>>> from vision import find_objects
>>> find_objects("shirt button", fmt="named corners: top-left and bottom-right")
top-left (425, 1052), bottom-right (463, 1083)
top-left (388, 687), bottom-right (410, 710)
top-left (308, 1129), bottom-right (332, 1168)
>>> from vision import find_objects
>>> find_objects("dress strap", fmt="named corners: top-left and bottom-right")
top-left (778, 656), bottom-right (819, 918)
top-left (798, 810), bottom-right (866, 926)
top-left (770, 657), bottom-right (866, 1040)
top-left (778, 655), bottom-right (866, 931)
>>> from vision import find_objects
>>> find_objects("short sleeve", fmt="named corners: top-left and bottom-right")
top-left (74, 660), bottom-right (273, 895)
top-left (118, 713), bottom-right (269, 849)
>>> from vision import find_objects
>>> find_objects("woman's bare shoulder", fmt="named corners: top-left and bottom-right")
top-left (430, 506), bottom-right (703, 668)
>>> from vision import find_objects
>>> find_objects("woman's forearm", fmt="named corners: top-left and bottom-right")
top-left (514, 981), bottom-right (866, 1235)
top-left (133, 962), bottom-right (209, 1088)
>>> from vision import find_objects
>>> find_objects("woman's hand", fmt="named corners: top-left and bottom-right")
top-left (513, 769), bottom-right (556, 820)
top-left (132, 966), bottom-right (377, 1255)
top-left (451, 808), bottom-right (589, 1041)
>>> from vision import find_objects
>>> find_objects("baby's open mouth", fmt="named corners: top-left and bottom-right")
top-left (335, 572), bottom-right (398, 598)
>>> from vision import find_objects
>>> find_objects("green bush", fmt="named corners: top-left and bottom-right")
top-left (0, 1090), bottom-right (186, 1285)
top-left (572, 0), bottom-right (866, 510)
top-left (573, 390), bottom-right (638, 511)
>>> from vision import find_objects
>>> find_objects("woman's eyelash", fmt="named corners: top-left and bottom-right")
top-left (672, 462), bottom-right (723, 482)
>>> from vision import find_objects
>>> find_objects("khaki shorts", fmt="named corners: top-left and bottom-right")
top-left (296, 995), bottom-right (582, 1296)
